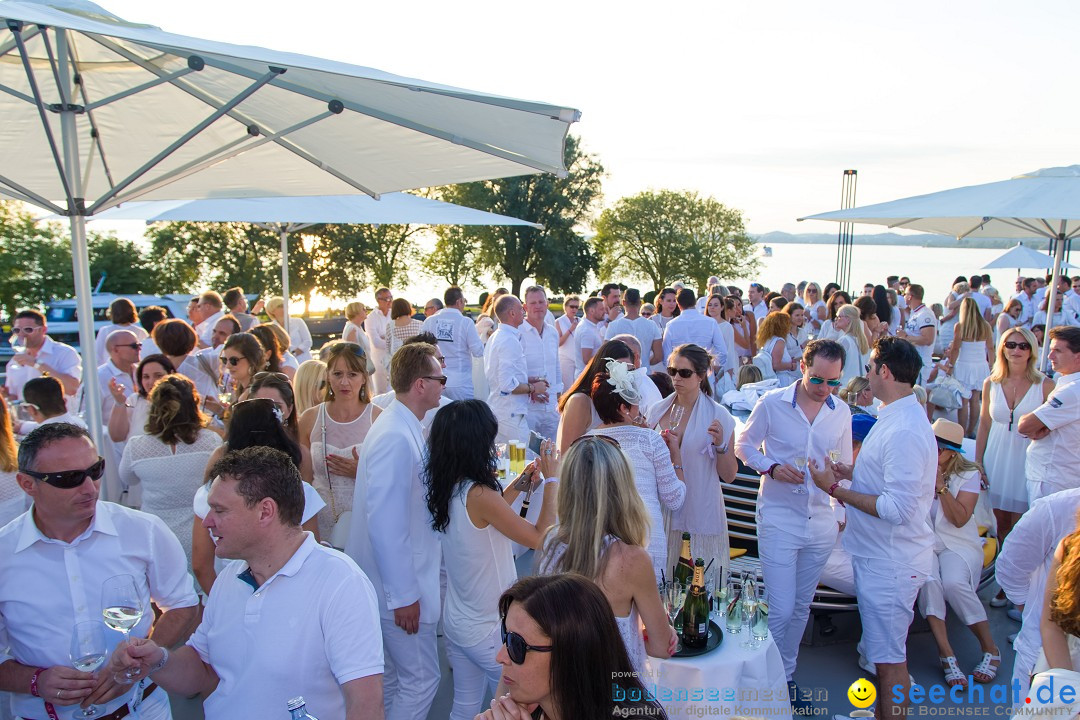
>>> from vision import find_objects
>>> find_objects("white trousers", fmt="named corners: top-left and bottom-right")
top-left (380, 618), bottom-right (440, 720)
top-left (446, 624), bottom-right (503, 720)
top-left (526, 401), bottom-right (559, 440)
top-left (758, 511), bottom-right (837, 680)
top-left (917, 549), bottom-right (986, 625)
top-left (495, 413), bottom-right (530, 446)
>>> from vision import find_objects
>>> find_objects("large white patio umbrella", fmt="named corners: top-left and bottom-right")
top-left (800, 166), bottom-right (1080, 367)
top-left (981, 242), bottom-right (1077, 273)
top-left (0, 0), bottom-right (578, 441)
top-left (91, 194), bottom-right (542, 331)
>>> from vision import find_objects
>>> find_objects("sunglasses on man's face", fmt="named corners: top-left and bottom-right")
top-left (21, 457), bottom-right (106, 489)
top-left (1003, 341), bottom-right (1032, 351)
top-left (11, 326), bottom-right (41, 334)
top-left (667, 367), bottom-right (696, 379)
top-left (808, 376), bottom-right (842, 388)
top-left (116, 342), bottom-right (142, 350)
top-left (501, 617), bottom-right (552, 665)
top-left (421, 375), bottom-right (448, 386)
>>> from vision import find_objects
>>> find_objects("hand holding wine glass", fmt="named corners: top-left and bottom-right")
top-left (101, 574), bottom-right (145, 684)
top-left (70, 621), bottom-right (106, 718)
top-left (668, 404), bottom-right (685, 433)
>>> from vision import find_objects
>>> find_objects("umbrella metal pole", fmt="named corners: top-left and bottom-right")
top-left (279, 226), bottom-right (291, 335)
top-left (57, 30), bottom-right (103, 450)
top-left (1039, 232), bottom-right (1067, 372)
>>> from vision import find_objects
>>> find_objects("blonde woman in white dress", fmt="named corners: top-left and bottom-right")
top-left (833, 305), bottom-right (870, 386)
top-left (298, 341), bottom-right (374, 547)
top-left (946, 297), bottom-right (995, 438)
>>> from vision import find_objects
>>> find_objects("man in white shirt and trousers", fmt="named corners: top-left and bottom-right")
top-left (736, 339), bottom-right (852, 698)
top-left (810, 337), bottom-right (936, 720)
top-left (485, 296), bottom-right (548, 445)
top-left (661, 289), bottom-right (728, 370)
top-left (1018, 326), bottom-right (1080, 502)
top-left (421, 287), bottom-right (484, 401)
top-left (0, 423), bottom-right (199, 720)
top-left (365, 288), bottom-right (394, 395)
top-left (347, 343), bottom-right (446, 720)
top-left (520, 286), bottom-right (561, 439)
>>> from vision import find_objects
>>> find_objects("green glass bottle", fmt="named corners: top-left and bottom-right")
top-left (681, 558), bottom-right (710, 649)
top-left (673, 532), bottom-right (693, 632)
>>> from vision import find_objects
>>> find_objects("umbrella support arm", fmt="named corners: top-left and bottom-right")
top-left (0, 172), bottom-right (64, 213)
top-left (1039, 232), bottom-right (1067, 372)
top-left (279, 227), bottom-right (290, 335)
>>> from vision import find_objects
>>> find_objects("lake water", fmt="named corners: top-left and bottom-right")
top-left (313, 242), bottom-right (1024, 312)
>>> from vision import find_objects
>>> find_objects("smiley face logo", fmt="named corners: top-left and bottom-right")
top-left (847, 678), bottom-right (876, 709)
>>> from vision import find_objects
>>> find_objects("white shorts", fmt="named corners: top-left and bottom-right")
top-left (853, 556), bottom-right (926, 665)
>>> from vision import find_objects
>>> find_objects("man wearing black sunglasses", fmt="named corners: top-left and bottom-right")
top-left (0, 423), bottom-right (198, 720)
top-left (4, 309), bottom-right (82, 403)
top-left (734, 339), bottom-right (852, 691)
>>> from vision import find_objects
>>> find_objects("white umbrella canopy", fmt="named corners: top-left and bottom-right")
top-left (0, 0), bottom-right (579, 444)
top-left (799, 166), bottom-right (1080, 368)
top-left (982, 243), bottom-right (1077, 272)
top-left (91, 194), bottom-right (543, 332)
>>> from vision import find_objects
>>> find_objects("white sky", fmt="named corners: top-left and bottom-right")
top-left (96, 0), bottom-right (1080, 234)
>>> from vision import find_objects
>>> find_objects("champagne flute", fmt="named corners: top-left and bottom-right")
top-left (740, 578), bottom-right (757, 649)
top-left (102, 574), bottom-right (145, 684)
top-left (69, 621), bottom-right (106, 718)
top-left (668, 404), bottom-right (685, 433)
top-left (217, 371), bottom-right (233, 405)
top-left (791, 455), bottom-right (809, 495)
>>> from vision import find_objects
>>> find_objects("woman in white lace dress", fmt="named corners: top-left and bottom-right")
top-left (386, 298), bottom-right (424, 359)
top-left (537, 436), bottom-right (676, 676)
top-left (118, 375), bottom-right (221, 563)
top-left (298, 342), bottom-right (374, 547)
top-left (107, 354), bottom-right (176, 445)
top-left (588, 359), bottom-right (685, 581)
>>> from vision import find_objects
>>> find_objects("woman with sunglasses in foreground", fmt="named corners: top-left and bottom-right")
top-left (477, 574), bottom-right (666, 720)
top-left (586, 359), bottom-right (685, 582)
top-left (118, 375), bottom-right (221, 564)
top-left (424, 399), bottom-right (559, 720)
top-left (192, 396), bottom-right (324, 593)
top-left (299, 342), bottom-right (374, 547)
top-left (648, 344), bottom-right (737, 568)
top-left (537, 436), bottom-right (676, 675)
top-left (975, 326), bottom-right (1054, 604)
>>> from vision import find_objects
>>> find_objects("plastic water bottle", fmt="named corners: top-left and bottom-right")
top-left (287, 697), bottom-right (320, 720)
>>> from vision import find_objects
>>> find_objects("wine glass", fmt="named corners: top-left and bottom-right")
top-left (740, 576), bottom-right (757, 649)
top-left (751, 585), bottom-right (770, 649)
top-left (102, 574), bottom-right (145, 684)
top-left (69, 621), bottom-right (106, 718)
top-left (724, 577), bottom-right (743, 634)
top-left (828, 448), bottom-right (842, 464)
top-left (217, 372), bottom-right (233, 405)
top-left (791, 455), bottom-right (809, 495)
top-left (713, 568), bottom-right (730, 620)
top-left (668, 404), bottom-right (685, 433)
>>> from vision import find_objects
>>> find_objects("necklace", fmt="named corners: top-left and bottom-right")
top-left (1000, 375), bottom-right (1032, 431)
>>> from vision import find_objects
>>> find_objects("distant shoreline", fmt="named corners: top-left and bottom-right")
top-left (752, 232), bottom-right (1051, 251)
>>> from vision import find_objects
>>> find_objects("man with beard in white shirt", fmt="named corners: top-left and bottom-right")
top-left (421, 287), bottom-right (484, 401)
top-left (573, 297), bottom-right (606, 377)
top-left (347, 343), bottom-right (445, 720)
top-left (1018, 326), bottom-right (1080, 502)
top-left (366, 288), bottom-right (394, 395)
top-left (606, 288), bottom-right (662, 370)
top-left (736, 339), bottom-right (852, 692)
top-left (485, 296), bottom-right (547, 445)
top-left (810, 337), bottom-right (936, 720)
top-left (520, 286), bottom-right (561, 439)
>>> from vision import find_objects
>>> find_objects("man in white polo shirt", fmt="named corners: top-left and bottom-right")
top-left (421, 287), bottom-right (484, 401)
top-left (736, 339), bottom-right (852, 688)
top-left (896, 284), bottom-right (937, 385)
top-left (116, 446), bottom-right (384, 720)
top-left (1018, 326), bottom-right (1080, 502)
top-left (810, 337), bottom-right (936, 720)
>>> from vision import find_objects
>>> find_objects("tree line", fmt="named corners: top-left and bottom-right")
top-left (0, 136), bottom-right (760, 319)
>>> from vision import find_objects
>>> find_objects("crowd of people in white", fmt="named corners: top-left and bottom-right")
top-left (0, 269), bottom-right (1079, 720)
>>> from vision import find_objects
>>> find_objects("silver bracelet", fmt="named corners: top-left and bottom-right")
top-left (148, 647), bottom-right (170, 674)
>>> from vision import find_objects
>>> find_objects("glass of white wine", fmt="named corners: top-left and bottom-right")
top-left (791, 455), bottom-right (809, 495)
top-left (751, 585), bottom-right (770, 649)
top-left (668, 404), bottom-right (685, 433)
top-left (828, 448), bottom-right (842, 463)
top-left (102, 574), bottom-right (145, 684)
top-left (70, 621), bottom-right (106, 718)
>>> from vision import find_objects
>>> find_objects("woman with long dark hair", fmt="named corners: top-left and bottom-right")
top-left (249, 324), bottom-right (291, 379)
top-left (107, 353), bottom-right (176, 444)
top-left (555, 339), bottom-right (632, 452)
top-left (476, 574), bottom-right (666, 720)
top-left (191, 397), bottom-right (323, 593)
top-left (423, 399), bottom-right (558, 720)
top-left (219, 332), bottom-right (266, 402)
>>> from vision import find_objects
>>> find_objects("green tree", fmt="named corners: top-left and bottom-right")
top-left (593, 190), bottom-right (759, 296)
top-left (435, 135), bottom-right (604, 296)
top-left (143, 221), bottom-right (282, 295)
top-left (316, 223), bottom-right (421, 294)
top-left (422, 225), bottom-right (481, 288)
top-left (0, 201), bottom-right (73, 318)
top-left (88, 233), bottom-right (165, 295)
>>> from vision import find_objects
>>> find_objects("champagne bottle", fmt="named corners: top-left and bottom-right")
top-left (673, 532), bottom-right (693, 632)
top-left (682, 558), bottom-right (710, 649)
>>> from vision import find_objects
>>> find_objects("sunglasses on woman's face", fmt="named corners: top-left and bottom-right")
top-left (20, 457), bottom-right (106, 489)
top-left (220, 356), bottom-right (245, 367)
top-left (808, 376), bottom-right (842, 388)
top-left (501, 618), bottom-right (552, 665)
top-left (666, 367), bottom-right (696, 379)
top-left (1003, 341), bottom-right (1032, 351)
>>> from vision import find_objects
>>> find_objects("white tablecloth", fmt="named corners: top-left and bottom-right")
top-left (641, 624), bottom-right (790, 718)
